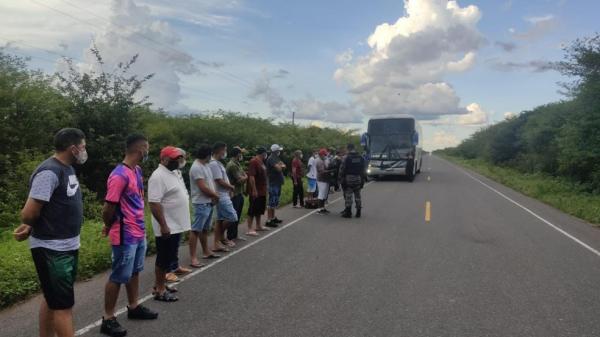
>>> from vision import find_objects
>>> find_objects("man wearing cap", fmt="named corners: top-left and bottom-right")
top-left (148, 146), bottom-right (191, 302)
top-left (316, 149), bottom-right (332, 215)
top-left (226, 147), bottom-right (247, 241)
top-left (246, 147), bottom-right (269, 236)
top-left (265, 144), bottom-right (286, 227)
top-left (339, 143), bottom-right (367, 218)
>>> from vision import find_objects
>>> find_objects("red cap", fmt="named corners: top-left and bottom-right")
top-left (160, 146), bottom-right (182, 160)
top-left (319, 149), bottom-right (328, 156)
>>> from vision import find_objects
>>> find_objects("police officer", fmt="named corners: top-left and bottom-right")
top-left (339, 143), bottom-right (367, 218)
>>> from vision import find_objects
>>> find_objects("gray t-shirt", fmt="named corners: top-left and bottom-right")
top-left (189, 160), bottom-right (216, 204)
top-left (208, 158), bottom-right (232, 199)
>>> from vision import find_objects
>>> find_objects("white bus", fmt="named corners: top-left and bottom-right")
top-left (363, 115), bottom-right (423, 182)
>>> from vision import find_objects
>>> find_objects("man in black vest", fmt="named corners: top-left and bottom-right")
top-left (13, 128), bottom-right (87, 337)
top-left (338, 143), bottom-right (367, 218)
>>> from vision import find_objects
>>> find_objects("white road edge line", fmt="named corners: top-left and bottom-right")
top-left (75, 182), bottom-right (373, 336)
top-left (445, 158), bottom-right (600, 259)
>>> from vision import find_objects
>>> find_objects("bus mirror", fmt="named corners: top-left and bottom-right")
top-left (361, 133), bottom-right (370, 147)
top-left (412, 132), bottom-right (419, 145)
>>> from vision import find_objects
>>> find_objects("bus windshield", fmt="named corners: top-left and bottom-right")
top-left (370, 134), bottom-right (412, 160)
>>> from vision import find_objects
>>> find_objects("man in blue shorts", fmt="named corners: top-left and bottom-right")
top-left (266, 144), bottom-right (286, 227)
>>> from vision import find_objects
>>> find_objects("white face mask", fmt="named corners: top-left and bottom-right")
top-left (300, 154), bottom-right (304, 159)
top-left (178, 159), bottom-right (186, 169)
top-left (74, 148), bottom-right (88, 165)
top-left (222, 153), bottom-right (227, 160)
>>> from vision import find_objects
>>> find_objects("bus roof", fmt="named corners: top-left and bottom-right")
top-left (368, 115), bottom-right (416, 121)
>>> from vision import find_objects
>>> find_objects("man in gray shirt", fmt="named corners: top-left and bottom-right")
top-left (189, 144), bottom-right (220, 267)
top-left (208, 142), bottom-right (238, 251)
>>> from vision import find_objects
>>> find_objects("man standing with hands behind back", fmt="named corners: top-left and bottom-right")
top-left (14, 128), bottom-right (87, 337)
top-left (100, 134), bottom-right (158, 337)
top-left (266, 144), bottom-right (286, 228)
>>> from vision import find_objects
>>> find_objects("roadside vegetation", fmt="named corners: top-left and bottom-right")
top-left (0, 48), bottom-right (355, 308)
top-left (437, 34), bottom-right (600, 225)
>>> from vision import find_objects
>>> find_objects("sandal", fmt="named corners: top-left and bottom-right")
top-left (154, 291), bottom-right (178, 302)
top-left (189, 262), bottom-right (206, 269)
top-left (221, 240), bottom-right (236, 248)
top-left (165, 273), bottom-right (179, 283)
top-left (246, 231), bottom-right (258, 237)
top-left (203, 253), bottom-right (221, 259)
top-left (152, 285), bottom-right (178, 295)
top-left (174, 267), bottom-right (192, 275)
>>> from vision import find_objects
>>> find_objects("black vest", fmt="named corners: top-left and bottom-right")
top-left (344, 152), bottom-right (365, 176)
top-left (30, 158), bottom-right (83, 240)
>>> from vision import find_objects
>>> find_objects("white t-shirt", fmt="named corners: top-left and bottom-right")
top-left (208, 158), bottom-right (232, 199)
top-left (190, 160), bottom-right (216, 204)
top-left (148, 165), bottom-right (191, 236)
top-left (306, 156), bottom-right (318, 179)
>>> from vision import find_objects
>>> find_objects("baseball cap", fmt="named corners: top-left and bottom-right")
top-left (319, 148), bottom-right (328, 156)
top-left (160, 146), bottom-right (182, 160)
top-left (271, 144), bottom-right (283, 152)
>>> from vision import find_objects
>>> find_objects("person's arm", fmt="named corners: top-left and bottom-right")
top-left (195, 179), bottom-right (219, 200)
top-left (148, 175), bottom-right (170, 236)
top-left (149, 202), bottom-right (170, 236)
top-left (215, 178), bottom-right (235, 191)
top-left (338, 158), bottom-right (347, 187)
top-left (102, 173), bottom-right (127, 236)
top-left (248, 176), bottom-right (257, 198)
top-left (14, 198), bottom-right (44, 241)
top-left (15, 170), bottom-right (58, 241)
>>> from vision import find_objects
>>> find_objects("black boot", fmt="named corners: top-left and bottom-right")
top-left (341, 207), bottom-right (352, 218)
top-left (355, 208), bottom-right (361, 218)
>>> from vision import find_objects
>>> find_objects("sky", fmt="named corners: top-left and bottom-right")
top-left (1, 0), bottom-right (598, 150)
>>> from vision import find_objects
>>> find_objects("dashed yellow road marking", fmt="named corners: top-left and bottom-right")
top-left (425, 201), bottom-right (431, 222)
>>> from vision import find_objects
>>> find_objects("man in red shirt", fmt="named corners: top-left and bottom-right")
top-left (246, 147), bottom-right (269, 236)
top-left (291, 150), bottom-right (305, 208)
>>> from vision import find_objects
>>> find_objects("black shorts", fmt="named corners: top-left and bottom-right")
top-left (247, 196), bottom-right (267, 217)
top-left (31, 247), bottom-right (78, 310)
top-left (155, 233), bottom-right (181, 270)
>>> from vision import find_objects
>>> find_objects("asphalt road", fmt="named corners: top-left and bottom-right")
top-left (3, 155), bottom-right (600, 337)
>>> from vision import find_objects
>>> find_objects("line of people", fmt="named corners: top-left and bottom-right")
top-left (13, 128), bottom-right (367, 337)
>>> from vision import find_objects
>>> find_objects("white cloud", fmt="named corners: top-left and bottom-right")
top-left (424, 130), bottom-right (460, 150)
top-left (513, 14), bottom-right (559, 40)
top-left (289, 96), bottom-right (363, 124)
top-left (457, 103), bottom-right (488, 125)
top-left (335, 49), bottom-right (354, 66)
top-left (74, 0), bottom-right (197, 110)
top-left (334, 0), bottom-right (485, 120)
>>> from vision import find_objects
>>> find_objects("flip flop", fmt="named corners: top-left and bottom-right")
top-left (165, 273), bottom-right (179, 283)
top-left (174, 267), bottom-right (192, 275)
top-left (213, 247), bottom-right (230, 253)
top-left (189, 262), bottom-right (205, 269)
top-left (203, 254), bottom-right (221, 259)
top-left (246, 231), bottom-right (258, 237)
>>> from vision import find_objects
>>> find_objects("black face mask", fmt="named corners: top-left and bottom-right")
top-left (166, 160), bottom-right (179, 171)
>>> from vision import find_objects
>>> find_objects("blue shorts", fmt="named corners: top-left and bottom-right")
top-left (217, 197), bottom-right (238, 222)
top-left (307, 178), bottom-right (317, 193)
top-left (110, 239), bottom-right (146, 284)
top-left (192, 203), bottom-right (214, 232)
top-left (268, 184), bottom-right (282, 208)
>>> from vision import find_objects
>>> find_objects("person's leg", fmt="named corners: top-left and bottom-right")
top-left (104, 281), bottom-right (121, 318)
top-left (39, 299), bottom-right (54, 337)
top-left (355, 187), bottom-right (362, 217)
top-left (189, 231), bottom-right (201, 265)
top-left (267, 208), bottom-right (274, 221)
top-left (200, 230), bottom-right (212, 256)
top-left (126, 272), bottom-right (140, 308)
top-left (213, 220), bottom-right (222, 247)
top-left (154, 236), bottom-right (167, 293)
top-left (299, 182), bottom-right (305, 207)
top-left (52, 308), bottom-right (74, 337)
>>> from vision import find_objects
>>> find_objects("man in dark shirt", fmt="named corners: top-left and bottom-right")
top-left (14, 128), bottom-right (87, 337)
top-left (266, 144), bottom-right (286, 227)
top-left (246, 147), bottom-right (269, 236)
top-left (339, 143), bottom-right (367, 218)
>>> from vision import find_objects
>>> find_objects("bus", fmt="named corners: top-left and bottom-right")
top-left (362, 115), bottom-right (423, 182)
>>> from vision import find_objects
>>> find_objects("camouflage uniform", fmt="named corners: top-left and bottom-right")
top-left (338, 150), bottom-right (367, 215)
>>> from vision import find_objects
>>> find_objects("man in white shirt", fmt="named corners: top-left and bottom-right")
top-left (306, 149), bottom-right (318, 200)
top-left (148, 146), bottom-right (191, 302)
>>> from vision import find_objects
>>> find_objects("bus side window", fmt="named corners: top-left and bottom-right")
top-left (412, 132), bottom-right (419, 145)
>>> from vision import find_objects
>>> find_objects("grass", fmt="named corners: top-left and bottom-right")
top-left (440, 155), bottom-right (600, 226)
top-left (0, 177), bottom-right (302, 309)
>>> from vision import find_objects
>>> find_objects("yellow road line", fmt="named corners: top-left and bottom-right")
top-left (425, 201), bottom-right (431, 222)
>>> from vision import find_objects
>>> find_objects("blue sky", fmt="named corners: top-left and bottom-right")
top-left (1, 0), bottom-right (598, 149)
